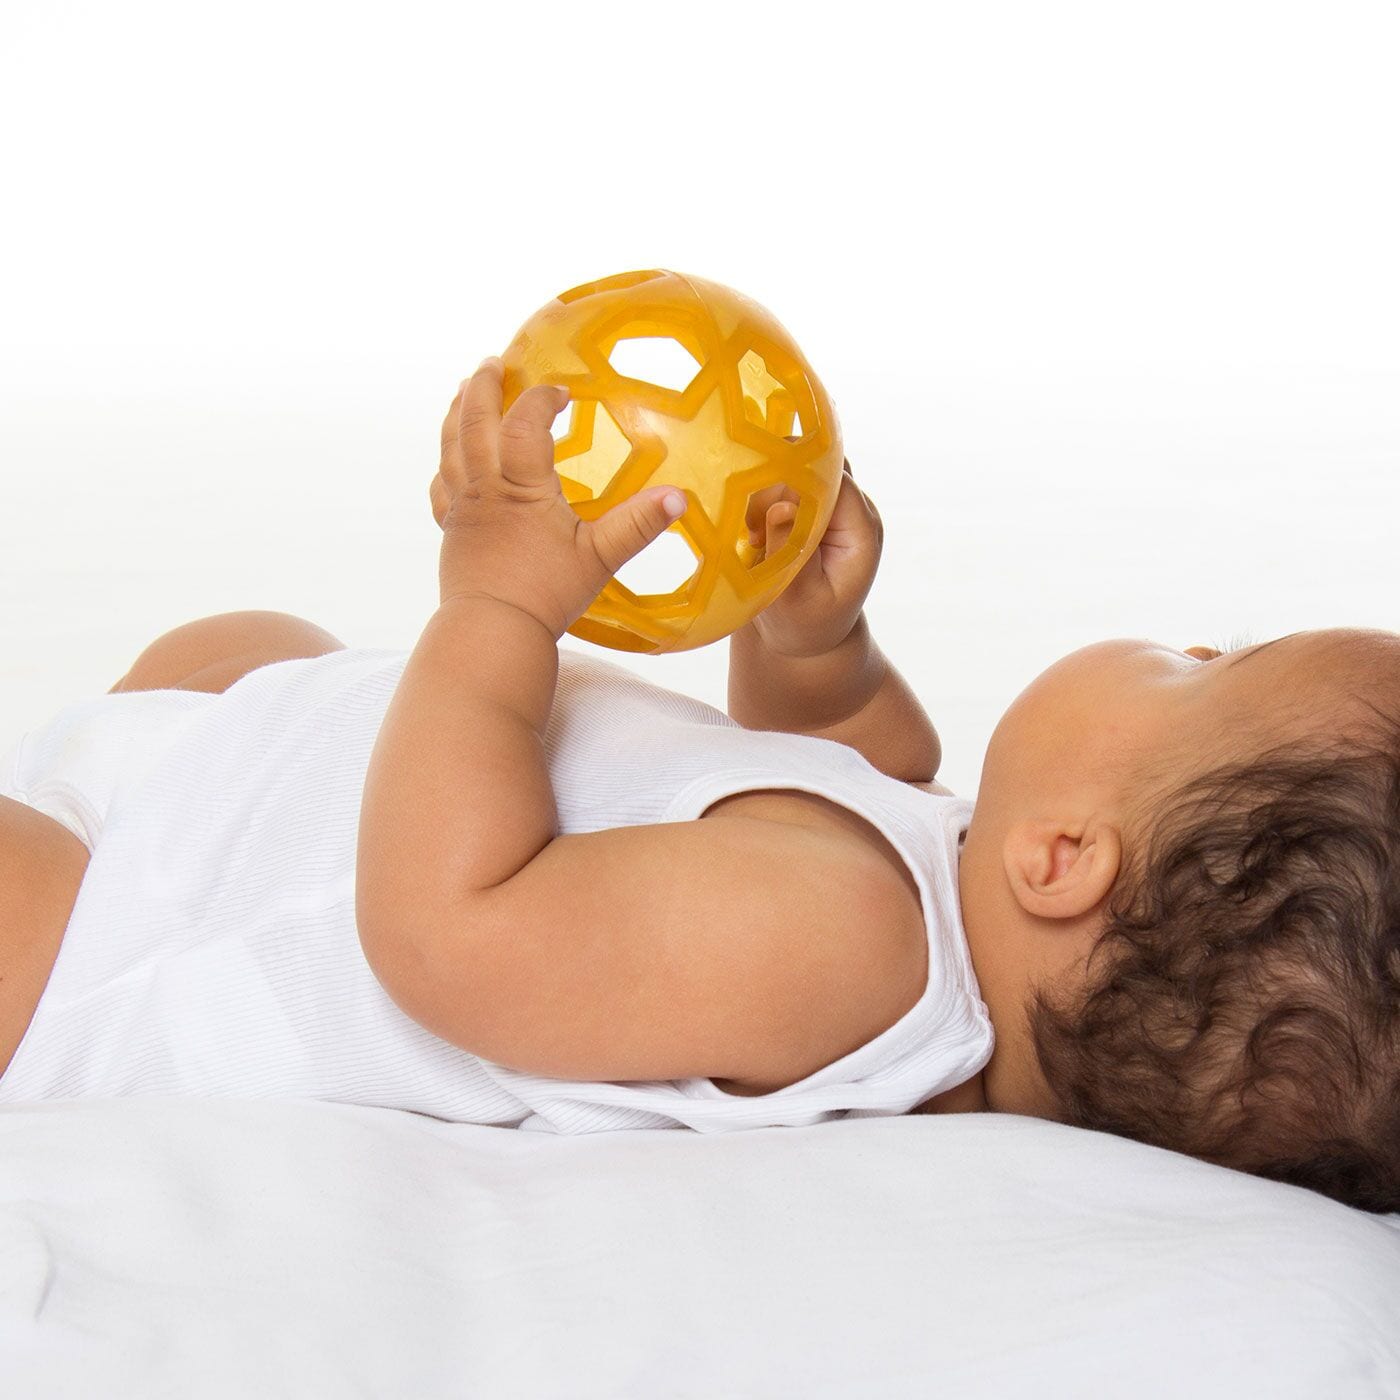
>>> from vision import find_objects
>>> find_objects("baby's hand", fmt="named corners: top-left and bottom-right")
top-left (432, 359), bottom-right (685, 637)
top-left (743, 454), bottom-right (883, 659)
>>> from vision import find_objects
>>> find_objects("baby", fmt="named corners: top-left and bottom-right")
top-left (399, 359), bottom-right (1399, 1212)
top-left (3, 362), bottom-right (1396, 1220)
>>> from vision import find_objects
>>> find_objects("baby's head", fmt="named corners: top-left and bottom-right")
top-left (958, 628), bottom-right (1400, 1214)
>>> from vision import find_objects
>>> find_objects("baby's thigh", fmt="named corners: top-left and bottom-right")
top-left (109, 610), bottom-right (347, 694)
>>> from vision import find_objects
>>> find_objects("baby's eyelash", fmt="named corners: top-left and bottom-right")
top-left (1210, 629), bottom-right (1260, 654)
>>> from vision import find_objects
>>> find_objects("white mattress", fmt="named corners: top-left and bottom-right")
top-left (1, 1097), bottom-right (1396, 1398)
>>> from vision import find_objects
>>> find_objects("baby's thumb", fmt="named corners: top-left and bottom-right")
top-left (589, 486), bottom-right (688, 580)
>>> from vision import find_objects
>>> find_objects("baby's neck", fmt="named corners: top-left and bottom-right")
top-left (910, 1070), bottom-right (989, 1114)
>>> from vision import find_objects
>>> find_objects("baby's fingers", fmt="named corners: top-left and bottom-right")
top-left (456, 358), bottom-right (508, 470)
top-left (429, 472), bottom-right (449, 529)
top-left (825, 462), bottom-right (882, 544)
top-left (745, 482), bottom-right (799, 544)
top-left (440, 377), bottom-right (471, 465)
top-left (761, 499), bottom-right (798, 555)
top-left (498, 382), bottom-right (571, 486)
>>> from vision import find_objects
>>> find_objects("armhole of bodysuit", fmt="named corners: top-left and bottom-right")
top-left (13, 776), bottom-right (99, 855)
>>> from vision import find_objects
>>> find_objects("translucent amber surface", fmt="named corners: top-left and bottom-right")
top-left (500, 268), bottom-right (844, 654)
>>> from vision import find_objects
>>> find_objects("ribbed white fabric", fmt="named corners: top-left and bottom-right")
top-left (0, 645), bottom-right (993, 1134)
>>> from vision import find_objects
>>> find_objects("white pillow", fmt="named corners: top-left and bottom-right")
top-left (0, 1097), bottom-right (1395, 1398)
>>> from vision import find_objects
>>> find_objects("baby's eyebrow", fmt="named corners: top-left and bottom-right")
top-left (1230, 632), bottom-right (1301, 667)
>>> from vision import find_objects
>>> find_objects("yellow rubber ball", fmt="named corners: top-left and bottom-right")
top-left (499, 268), bottom-right (845, 654)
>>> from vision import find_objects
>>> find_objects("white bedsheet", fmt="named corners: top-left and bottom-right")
top-left (1, 1097), bottom-right (1397, 1398)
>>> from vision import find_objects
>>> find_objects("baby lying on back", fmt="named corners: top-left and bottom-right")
top-left (7, 363), bottom-right (1394, 1219)
top-left (361, 363), bottom-right (1400, 1214)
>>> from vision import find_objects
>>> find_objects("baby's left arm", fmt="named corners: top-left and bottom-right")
top-left (725, 459), bottom-right (941, 782)
top-left (727, 611), bottom-right (942, 783)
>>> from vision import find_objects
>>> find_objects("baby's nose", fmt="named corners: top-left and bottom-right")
top-left (1182, 646), bottom-right (1221, 661)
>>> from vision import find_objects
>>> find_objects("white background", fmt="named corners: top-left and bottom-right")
top-left (1, 0), bottom-right (1396, 797)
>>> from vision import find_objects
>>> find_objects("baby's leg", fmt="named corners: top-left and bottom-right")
top-left (108, 610), bottom-right (346, 695)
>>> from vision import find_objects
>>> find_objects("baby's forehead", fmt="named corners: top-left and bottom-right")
top-left (1285, 629), bottom-right (1400, 674)
top-left (1261, 630), bottom-right (1400, 726)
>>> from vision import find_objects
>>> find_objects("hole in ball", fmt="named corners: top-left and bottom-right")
top-left (608, 336), bottom-right (704, 395)
top-left (614, 525), bottom-right (699, 599)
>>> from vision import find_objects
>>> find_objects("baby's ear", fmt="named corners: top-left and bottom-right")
top-left (1001, 818), bottom-right (1122, 921)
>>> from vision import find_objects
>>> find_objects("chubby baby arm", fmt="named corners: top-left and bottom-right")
top-left (725, 458), bottom-right (941, 783)
top-left (728, 611), bottom-right (942, 783)
top-left (358, 362), bottom-right (927, 1086)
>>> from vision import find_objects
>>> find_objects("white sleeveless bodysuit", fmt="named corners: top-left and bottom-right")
top-left (0, 646), bottom-right (993, 1134)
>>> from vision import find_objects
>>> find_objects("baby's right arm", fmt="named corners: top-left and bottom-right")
top-left (359, 804), bottom-right (925, 1092)
top-left (360, 370), bottom-right (929, 1091)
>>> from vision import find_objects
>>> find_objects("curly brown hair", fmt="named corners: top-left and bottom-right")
top-left (1027, 701), bottom-right (1400, 1215)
